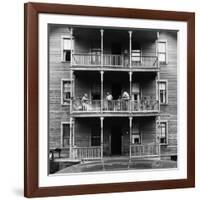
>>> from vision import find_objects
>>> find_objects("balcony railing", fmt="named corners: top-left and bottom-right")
top-left (72, 146), bottom-right (101, 159)
top-left (103, 54), bottom-right (124, 67)
top-left (72, 53), bottom-right (101, 66)
top-left (131, 56), bottom-right (158, 68)
top-left (71, 53), bottom-right (159, 69)
top-left (72, 100), bottom-right (101, 112)
top-left (130, 143), bottom-right (160, 158)
top-left (71, 99), bottom-right (159, 113)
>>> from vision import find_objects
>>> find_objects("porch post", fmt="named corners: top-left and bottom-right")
top-left (69, 117), bottom-right (73, 158)
top-left (70, 70), bottom-right (74, 113)
top-left (156, 31), bottom-right (161, 112)
top-left (100, 117), bottom-right (104, 159)
top-left (100, 71), bottom-right (104, 112)
top-left (70, 27), bottom-right (73, 67)
top-left (100, 29), bottom-right (104, 67)
top-left (129, 71), bottom-right (132, 112)
top-left (72, 118), bottom-right (75, 147)
top-left (156, 32), bottom-right (161, 157)
top-left (129, 117), bottom-right (133, 158)
top-left (129, 31), bottom-right (132, 69)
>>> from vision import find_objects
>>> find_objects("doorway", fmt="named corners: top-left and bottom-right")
top-left (112, 84), bottom-right (121, 100)
top-left (111, 126), bottom-right (122, 155)
top-left (111, 43), bottom-right (121, 65)
top-left (111, 43), bottom-right (121, 55)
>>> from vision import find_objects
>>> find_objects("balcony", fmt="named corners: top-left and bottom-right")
top-left (71, 99), bottom-right (159, 117)
top-left (71, 53), bottom-right (159, 71)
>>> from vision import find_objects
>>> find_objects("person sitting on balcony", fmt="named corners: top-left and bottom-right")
top-left (122, 91), bottom-right (130, 110)
top-left (106, 92), bottom-right (113, 110)
top-left (81, 93), bottom-right (89, 111)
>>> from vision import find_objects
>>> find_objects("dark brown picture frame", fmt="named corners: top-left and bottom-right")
top-left (24, 2), bottom-right (195, 198)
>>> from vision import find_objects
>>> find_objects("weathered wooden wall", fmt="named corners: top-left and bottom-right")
top-left (48, 24), bottom-right (177, 159)
top-left (159, 31), bottom-right (177, 157)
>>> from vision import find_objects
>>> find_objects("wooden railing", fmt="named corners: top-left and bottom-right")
top-left (71, 99), bottom-right (159, 113)
top-left (131, 56), bottom-right (158, 68)
top-left (72, 53), bottom-right (101, 66)
top-left (103, 54), bottom-right (124, 67)
top-left (130, 143), bottom-right (160, 158)
top-left (131, 100), bottom-right (159, 112)
top-left (71, 53), bottom-right (158, 69)
top-left (72, 146), bottom-right (101, 159)
top-left (72, 99), bottom-right (101, 112)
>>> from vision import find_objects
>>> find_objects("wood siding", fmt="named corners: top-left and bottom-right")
top-left (48, 25), bottom-right (177, 159)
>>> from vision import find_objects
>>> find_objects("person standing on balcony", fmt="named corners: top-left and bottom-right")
top-left (123, 49), bottom-right (129, 67)
top-left (106, 92), bottom-right (113, 111)
top-left (122, 91), bottom-right (130, 110)
top-left (81, 93), bottom-right (89, 111)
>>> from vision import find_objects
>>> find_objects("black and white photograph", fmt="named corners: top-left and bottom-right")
top-left (48, 24), bottom-right (178, 174)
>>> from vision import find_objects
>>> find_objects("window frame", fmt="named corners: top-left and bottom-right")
top-left (156, 120), bottom-right (168, 145)
top-left (61, 79), bottom-right (72, 105)
top-left (60, 122), bottom-right (70, 148)
top-left (131, 122), bottom-right (142, 144)
top-left (131, 49), bottom-right (142, 63)
top-left (157, 40), bottom-right (168, 64)
top-left (157, 80), bottom-right (168, 105)
top-left (61, 35), bottom-right (74, 63)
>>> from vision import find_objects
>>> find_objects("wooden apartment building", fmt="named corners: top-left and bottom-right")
top-left (48, 24), bottom-right (177, 161)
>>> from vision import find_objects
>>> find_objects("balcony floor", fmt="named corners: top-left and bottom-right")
top-left (71, 111), bottom-right (160, 117)
top-left (70, 66), bottom-right (160, 72)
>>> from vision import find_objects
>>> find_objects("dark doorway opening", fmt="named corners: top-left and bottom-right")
top-left (111, 126), bottom-right (122, 155)
top-left (111, 43), bottom-right (121, 55)
top-left (112, 84), bottom-right (121, 100)
top-left (111, 43), bottom-right (122, 65)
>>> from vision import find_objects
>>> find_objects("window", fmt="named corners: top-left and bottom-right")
top-left (158, 41), bottom-right (167, 63)
top-left (91, 127), bottom-right (101, 146)
top-left (62, 123), bottom-right (70, 147)
top-left (157, 121), bottom-right (168, 144)
top-left (158, 81), bottom-right (168, 104)
top-left (131, 49), bottom-right (141, 62)
top-left (61, 36), bottom-right (74, 62)
top-left (61, 80), bottom-right (71, 105)
top-left (131, 123), bottom-right (141, 144)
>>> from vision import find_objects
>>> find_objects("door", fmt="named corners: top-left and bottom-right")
top-left (111, 43), bottom-right (121, 65)
top-left (111, 126), bottom-right (122, 155)
top-left (112, 84), bottom-right (121, 100)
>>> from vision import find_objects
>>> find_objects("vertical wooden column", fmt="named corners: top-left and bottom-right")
top-left (129, 72), bottom-right (132, 112)
top-left (129, 31), bottom-right (132, 69)
top-left (70, 70), bottom-right (74, 113)
top-left (69, 117), bottom-right (73, 158)
top-left (156, 31), bottom-right (161, 112)
top-left (100, 71), bottom-right (104, 112)
top-left (156, 32), bottom-right (161, 157)
top-left (72, 118), bottom-right (75, 148)
top-left (70, 27), bottom-right (73, 67)
top-left (129, 117), bottom-right (133, 158)
top-left (72, 72), bottom-right (75, 99)
top-left (70, 28), bottom-right (74, 114)
top-left (100, 117), bottom-right (104, 159)
top-left (100, 29), bottom-right (104, 68)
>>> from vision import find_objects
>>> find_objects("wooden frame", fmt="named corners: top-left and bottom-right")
top-left (24, 2), bottom-right (195, 197)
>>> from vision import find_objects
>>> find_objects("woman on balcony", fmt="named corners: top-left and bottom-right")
top-left (106, 92), bottom-right (113, 111)
top-left (81, 93), bottom-right (89, 111)
top-left (122, 91), bottom-right (130, 111)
